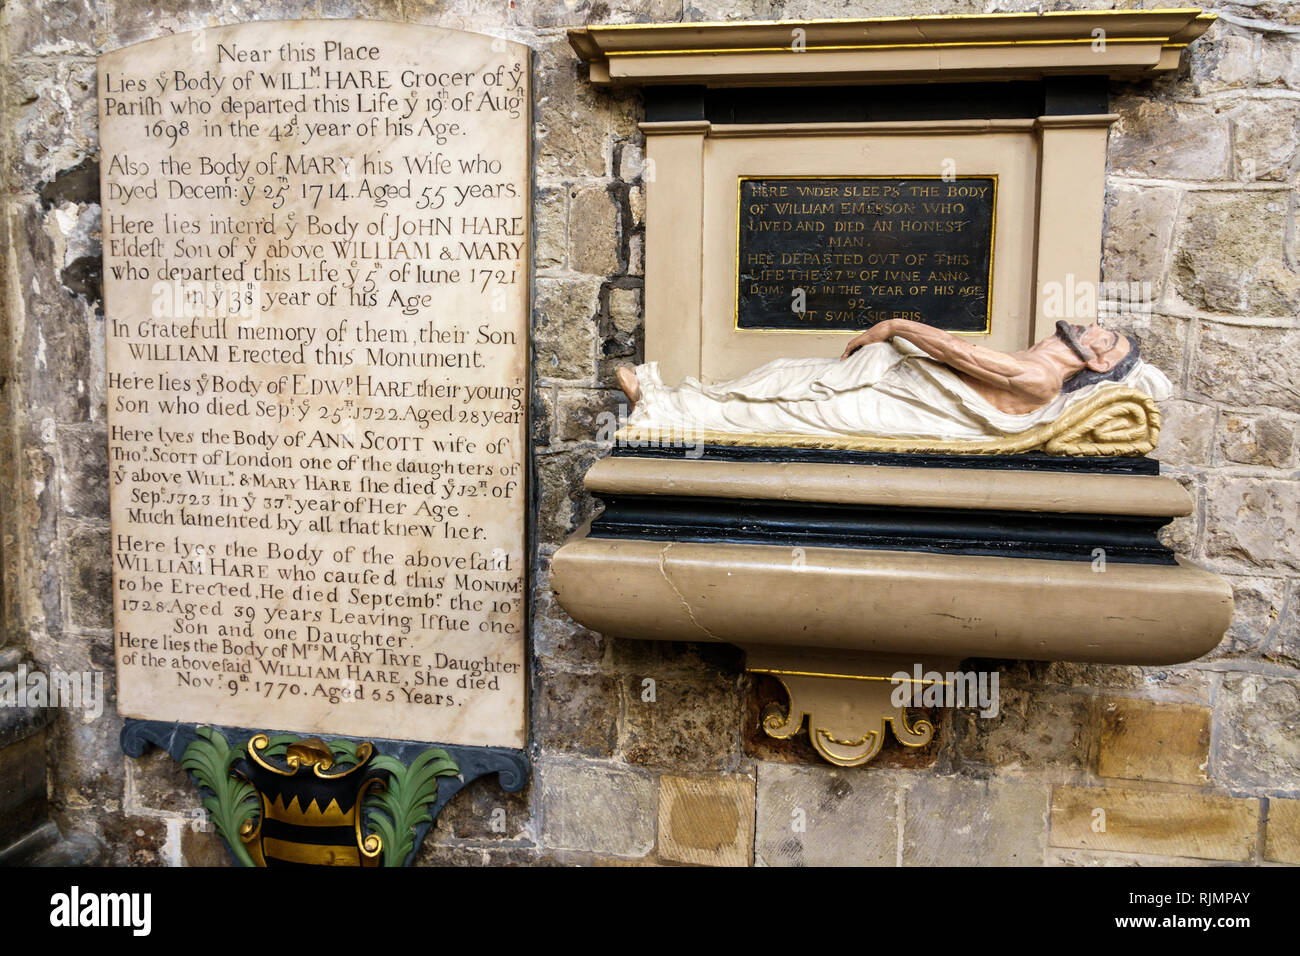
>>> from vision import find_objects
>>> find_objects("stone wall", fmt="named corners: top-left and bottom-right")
top-left (1, 0), bottom-right (1296, 866)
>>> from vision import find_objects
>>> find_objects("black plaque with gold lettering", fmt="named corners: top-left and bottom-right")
top-left (736, 176), bottom-right (996, 333)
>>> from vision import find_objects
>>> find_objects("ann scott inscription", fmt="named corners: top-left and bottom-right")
top-left (736, 177), bottom-right (996, 333)
top-left (99, 21), bottom-right (528, 748)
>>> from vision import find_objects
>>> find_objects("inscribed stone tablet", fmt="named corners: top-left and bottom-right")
top-left (99, 20), bottom-right (529, 748)
top-left (736, 176), bottom-right (995, 333)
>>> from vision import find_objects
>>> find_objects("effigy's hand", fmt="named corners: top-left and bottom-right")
top-left (840, 321), bottom-right (894, 359)
top-left (840, 331), bottom-right (872, 359)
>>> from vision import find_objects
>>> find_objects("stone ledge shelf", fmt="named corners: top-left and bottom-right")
top-left (568, 9), bottom-right (1215, 86)
top-left (553, 538), bottom-right (1229, 664)
top-left (550, 453), bottom-right (1233, 767)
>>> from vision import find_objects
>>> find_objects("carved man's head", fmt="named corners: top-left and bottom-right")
top-left (1057, 322), bottom-right (1140, 393)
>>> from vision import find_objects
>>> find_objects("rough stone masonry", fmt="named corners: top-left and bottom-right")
top-left (1, 0), bottom-right (1298, 866)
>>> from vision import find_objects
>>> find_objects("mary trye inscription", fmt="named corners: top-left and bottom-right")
top-left (99, 21), bottom-right (528, 748)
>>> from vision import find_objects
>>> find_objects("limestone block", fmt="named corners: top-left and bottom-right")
top-left (1110, 100), bottom-right (1230, 181)
top-left (657, 773), bottom-right (754, 866)
top-left (538, 757), bottom-right (656, 857)
top-left (754, 762), bottom-right (898, 866)
top-left (1265, 797), bottom-right (1300, 865)
top-left (1050, 785), bottom-right (1258, 862)
top-left (1097, 698), bottom-right (1211, 785)
top-left (1215, 673), bottom-right (1300, 790)
top-left (903, 774), bottom-right (1047, 866)
top-left (1173, 194), bottom-right (1300, 317)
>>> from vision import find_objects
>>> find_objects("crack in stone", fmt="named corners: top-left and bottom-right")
top-left (656, 542), bottom-right (719, 643)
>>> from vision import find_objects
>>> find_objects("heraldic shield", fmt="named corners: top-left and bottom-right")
top-left (239, 735), bottom-right (388, 867)
top-left (159, 725), bottom-right (489, 867)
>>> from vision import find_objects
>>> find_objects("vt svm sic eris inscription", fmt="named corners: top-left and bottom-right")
top-left (99, 20), bottom-right (529, 747)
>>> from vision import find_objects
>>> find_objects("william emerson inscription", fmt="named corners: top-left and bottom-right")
top-left (99, 20), bottom-right (529, 748)
top-left (736, 176), bottom-right (995, 333)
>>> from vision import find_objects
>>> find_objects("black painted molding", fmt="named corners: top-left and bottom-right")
top-left (610, 441), bottom-right (1161, 475)
top-left (644, 77), bottom-right (1110, 125)
top-left (589, 493), bottom-right (1176, 565)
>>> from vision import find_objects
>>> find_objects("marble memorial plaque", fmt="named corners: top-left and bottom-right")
top-left (99, 20), bottom-right (529, 748)
top-left (736, 176), bottom-right (995, 333)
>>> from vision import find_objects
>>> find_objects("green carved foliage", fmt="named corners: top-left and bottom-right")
top-left (366, 748), bottom-right (460, 867)
top-left (179, 727), bottom-right (258, 868)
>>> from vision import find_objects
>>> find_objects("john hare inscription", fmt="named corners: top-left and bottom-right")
top-left (98, 21), bottom-right (529, 748)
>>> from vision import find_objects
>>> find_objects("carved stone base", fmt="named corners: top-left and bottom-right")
top-left (550, 449), bottom-right (1233, 769)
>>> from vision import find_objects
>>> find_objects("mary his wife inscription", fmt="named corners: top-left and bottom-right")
top-left (99, 21), bottom-right (528, 747)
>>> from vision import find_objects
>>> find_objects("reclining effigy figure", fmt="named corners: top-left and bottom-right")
top-left (615, 319), bottom-right (1170, 455)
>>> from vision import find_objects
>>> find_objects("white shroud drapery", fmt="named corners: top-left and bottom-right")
top-left (627, 338), bottom-right (1173, 441)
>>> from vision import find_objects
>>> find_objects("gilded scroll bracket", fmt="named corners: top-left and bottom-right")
top-left (759, 674), bottom-right (932, 767)
top-left (747, 651), bottom-right (958, 767)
